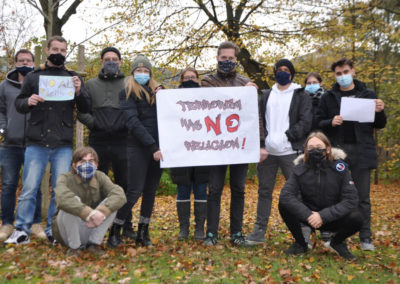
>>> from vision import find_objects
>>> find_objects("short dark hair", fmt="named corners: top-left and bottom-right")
top-left (304, 72), bottom-right (322, 85)
top-left (331, 58), bottom-right (353, 72)
top-left (14, 49), bottom-right (34, 63)
top-left (180, 67), bottom-right (199, 82)
top-left (72, 146), bottom-right (99, 165)
top-left (217, 41), bottom-right (239, 57)
top-left (47, 35), bottom-right (67, 48)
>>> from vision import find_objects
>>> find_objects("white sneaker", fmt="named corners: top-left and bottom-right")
top-left (31, 224), bottom-right (46, 239)
top-left (0, 224), bottom-right (14, 241)
top-left (361, 239), bottom-right (375, 251)
top-left (4, 230), bottom-right (30, 245)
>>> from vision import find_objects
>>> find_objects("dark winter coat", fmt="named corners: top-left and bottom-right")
top-left (14, 64), bottom-right (90, 148)
top-left (259, 87), bottom-right (312, 152)
top-left (279, 148), bottom-right (359, 223)
top-left (305, 87), bottom-right (325, 131)
top-left (201, 70), bottom-right (250, 88)
top-left (317, 79), bottom-right (386, 169)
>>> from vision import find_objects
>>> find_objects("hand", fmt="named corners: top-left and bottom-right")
top-left (72, 76), bottom-right (81, 95)
top-left (245, 82), bottom-right (258, 89)
top-left (375, 99), bottom-right (384, 112)
top-left (28, 94), bottom-right (45, 106)
top-left (153, 150), bottom-right (164, 161)
top-left (331, 115), bottom-right (343, 127)
top-left (260, 148), bottom-right (268, 163)
top-left (154, 85), bottom-right (163, 94)
top-left (86, 219), bottom-right (96, 228)
top-left (307, 211), bottom-right (323, 229)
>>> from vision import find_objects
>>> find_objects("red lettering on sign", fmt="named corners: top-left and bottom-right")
top-left (226, 114), bottom-right (240, 133)
top-left (204, 114), bottom-right (221, 135)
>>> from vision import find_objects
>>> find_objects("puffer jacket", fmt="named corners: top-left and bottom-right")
top-left (279, 148), bottom-right (359, 224)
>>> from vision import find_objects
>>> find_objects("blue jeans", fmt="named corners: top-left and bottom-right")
top-left (15, 146), bottom-right (72, 236)
top-left (177, 182), bottom-right (207, 201)
top-left (0, 147), bottom-right (42, 225)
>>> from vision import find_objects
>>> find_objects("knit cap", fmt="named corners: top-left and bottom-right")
top-left (131, 55), bottom-right (152, 73)
top-left (101, 47), bottom-right (121, 60)
top-left (274, 59), bottom-right (295, 79)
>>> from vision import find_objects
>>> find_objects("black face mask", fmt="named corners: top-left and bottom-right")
top-left (16, 66), bottom-right (34, 76)
top-left (180, 80), bottom-right (200, 88)
top-left (47, 53), bottom-right (66, 66)
top-left (307, 148), bottom-right (327, 168)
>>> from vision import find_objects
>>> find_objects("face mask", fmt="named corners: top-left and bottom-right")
top-left (218, 60), bottom-right (236, 73)
top-left (47, 53), bottom-right (66, 66)
top-left (305, 83), bottom-right (320, 94)
top-left (180, 80), bottom-right (200, 88)
top-left (103, 61), bottom-right (120, 75)
top-left (134, 73), bottom-right (150, 85)
top-left (336, 74), bottom-right (353, 88)
top-left (307, 148), bottom-right (327, 168)
top-left (76, 162), bottom-right (97, 182)
top-left (16, 66), bottom-right (34, 76)
top-left (275, 71), bottom-right (291, 86)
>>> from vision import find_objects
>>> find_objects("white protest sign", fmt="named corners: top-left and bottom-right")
top-left (340, 97), bottom-right (375, 123)
top-left (156, 86), bottom-right (260, 168)
top-left (39, 75), bottom-right (75, 101)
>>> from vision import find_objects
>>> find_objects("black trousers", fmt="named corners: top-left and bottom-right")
top-left (279, 203), bottom-right (363, 246)
top-left (115, 145), bottom-right (163, 223)
top-left (206, 163), bottom-right (248, 236)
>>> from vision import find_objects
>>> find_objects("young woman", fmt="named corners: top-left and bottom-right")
top-left (278, 132), bottom-right (363, 260)
top-left (108, 55), bottom-right (163, 247)
top-left (169, 68), bottom-right (208, 241)
top-left (304, 72), bottom-right (325, 130)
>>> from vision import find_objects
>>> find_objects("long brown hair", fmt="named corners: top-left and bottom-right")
top-left (125, 74), bottom-right (159, 105)
top-left (303, 131), bottom-right (333, 162)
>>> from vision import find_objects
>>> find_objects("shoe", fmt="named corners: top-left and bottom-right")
top-left (107, 223), bottom-right (123, 248)
top-left (31, 224), bottom-right (47, 239)
top-left (230, 232), bottom-right (249, 246)
top-left (136, 223), bottom-right (153, 247)
top-left (245, 228), bottom-right (265, 246)
top-left (204, 232), bottom-right (217, 246)
top-left (66, 247), bottom-right (82, 257)
top-left (87, 243), bottom-right (106, 256)
top-left (122, 222), bottom-right (137, 240)
top-left (328, 241), bottom-right (356, 260)
top-left (0, 224), bottom-right (14, 241)
top-left (285, 242), bottom-right (307, 255)
top-left (4, 229), bottom-right (30, 245)
top-left (301, 225), bottom-right (313, 249)
top-left (177, 201), bottom-right (190, 240)
top-left (47, 235), bottom-right (57, 245)
top-left (361, 238), bottom-right (375, 251)
top-left (194, 201), bottom-right (206, 240)
top-left (321, 230), bottom-right (332, 242)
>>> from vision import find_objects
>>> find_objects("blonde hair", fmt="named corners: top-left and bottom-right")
top-left (124, 74), bottom-right (159, 105)
top-left (304, 131), bottom-right (334, 162)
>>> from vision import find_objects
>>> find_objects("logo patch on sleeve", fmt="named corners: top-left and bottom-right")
top-left (349, 181), bottom-right (354, 185)
top-left (336, 162), bottom-right (346, 172)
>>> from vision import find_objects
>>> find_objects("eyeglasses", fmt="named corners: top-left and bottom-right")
top-left (183, 76), bottom-right (197, 81)
top-left (103, 58), bottom-right (120, 62)
top-left (17, 59), bottom-right (33, 63)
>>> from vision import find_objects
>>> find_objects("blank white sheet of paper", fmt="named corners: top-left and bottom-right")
top-left (340, 97), bottom-right (375, 123)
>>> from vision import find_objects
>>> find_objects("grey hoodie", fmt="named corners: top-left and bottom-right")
top-left (0, 69), bottom-right (29, 147)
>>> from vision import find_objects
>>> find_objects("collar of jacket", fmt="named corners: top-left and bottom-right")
top-left (5, 69), bottom-right (21, 89)
top-left (73, 171), bottom-right (99, 188)
top-left (216, 69), bottom-right (237, 79)
top-left (98, 69), bottom-right (125, 80)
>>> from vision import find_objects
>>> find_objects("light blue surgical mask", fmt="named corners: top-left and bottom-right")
top-left (336, 74), bottom-right (353, 88)
top-left (305, 83), bottom-right (320, 94)
top-left (134, 73), bottom-right (150, 85)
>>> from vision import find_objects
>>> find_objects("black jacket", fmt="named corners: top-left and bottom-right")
top-left (14, 64), bottom-right (90, 148)
top-left (259, 87), bottom-right (312, 152)
top-left (317, 79), bottom-right (386, 169)
top-left (119, 86), bottom-right (159, 153)
top-left (279, 148), bottom-right (359, 223)
top-left (305, 87), bottom-right (325, 131)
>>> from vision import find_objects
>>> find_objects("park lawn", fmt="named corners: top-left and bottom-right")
top-left (0, 176), bottom-right (399, 283)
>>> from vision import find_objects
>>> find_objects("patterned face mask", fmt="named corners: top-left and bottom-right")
top-left (76, 162), bottom-right (97, 182)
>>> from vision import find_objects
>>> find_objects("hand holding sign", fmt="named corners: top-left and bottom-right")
top-left (28, 94), bottom-right (45, 106)
top-left (39, 75), bottom-right (75, 101)
top-left (72, 76), bottom-right (81, 95)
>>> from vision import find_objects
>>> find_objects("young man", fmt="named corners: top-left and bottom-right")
top-left (52, 147), bottom-right (126, 256)
top-left (317, 58), bottom-right (386, 251)
top-left (0, 49), bottom-right (45, 241)
top-left (201, 41), bottom-right (267, 246)
top-left (5, 36), bottom-right (91, 244)
top-left (245, 59), bottom-right (312, 246)
top-left (76, 47), bottom-right (132, 246)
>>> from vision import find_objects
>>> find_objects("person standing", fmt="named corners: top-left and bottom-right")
top-left (201, 41), bottom-right (267, 246)
top-left (0, 49), bottom-right (45, 241)
top-left (5, 36), bottom-right (90, 244)
top-left (170, 67), bottom-right (208, 241)
top-left (304, 72), bottom-right (325, 131)
top-left (317, 58), bottom-right (386, 251)
top-left (245, 59), bottom-right (312, 246)
top-left (108, 55), bottom-right (163, 247)
top-left (77, 47), bottom-right (134, 240)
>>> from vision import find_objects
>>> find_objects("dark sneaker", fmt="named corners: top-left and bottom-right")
top-left (321, 230), bottom-right (333, 242)
top-left (204, 232), bottom-right (217, 246)
top-left (328, 241), bottom-right (356, 260)
top-left (245, 229), bottom-right (265, 246)
top-left (285, 242), bottom-right (307, 255)
top-left (230, 232), bottom-right (249, 247)
top-left (4, 230), bottom-right (30, 245)
top-left (87, 243), bottom-right (106, 256)
top-left (47, 235), bottom-right (57, 245)
top-left (66, 247), bottom-right (82, 257)
top-left (360, 238), bottom-right (375, 251)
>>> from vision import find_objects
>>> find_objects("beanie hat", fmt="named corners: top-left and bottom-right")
top-left (101, 47), bottom-right (121, 60)
top-left (131, 54), bottom-right (152, 74)
top-left (274, 59), bottom-right (295, 79)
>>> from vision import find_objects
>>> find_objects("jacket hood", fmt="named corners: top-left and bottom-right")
top-left (98, 69), bottom-right (125, 80)
top-left (6, 69), bottom-right (22, 88)
top-left (293, 147), bottom-right (347, 165)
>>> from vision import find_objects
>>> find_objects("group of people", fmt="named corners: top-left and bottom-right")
top-left (0, 36), bottom-right (386, 261)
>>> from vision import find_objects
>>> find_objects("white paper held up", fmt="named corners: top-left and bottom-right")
top-left (340, 97), bottom-right (375, 123)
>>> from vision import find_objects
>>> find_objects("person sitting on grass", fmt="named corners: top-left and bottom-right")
top-left (51, 146), bottom-right (126, 256)
top-left (278, 131), bottom-right (362, 260)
